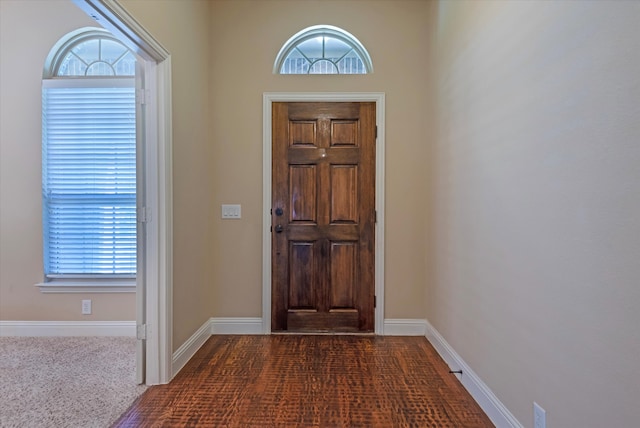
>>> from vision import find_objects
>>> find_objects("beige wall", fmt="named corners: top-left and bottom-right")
top-left (1, 0), bottom-right (434, 344)
top-left (122, 0), bottom-right (434, 329)
top-left (204, 0), bottom-right (434, 319)
top-left (429, 1), bottom-right (640, 426)
top-left (115, 0), bottom-right (215, 348)
top-left (0, 0), bottom-right (134, 321)
top-left (6, 1), bottom-right (638, 425)
top-left (0, 0), bottom-right (216, 348)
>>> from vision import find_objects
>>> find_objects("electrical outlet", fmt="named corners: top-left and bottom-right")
top-left (534, 402), bottom-right (546, 428)
top-left (81, 299), bottom-right (92, 315)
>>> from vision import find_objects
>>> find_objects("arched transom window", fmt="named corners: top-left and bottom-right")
top-left (274, 25), bottom-right (373, 75)
top-left (44, 27), bottom-right (136, 77)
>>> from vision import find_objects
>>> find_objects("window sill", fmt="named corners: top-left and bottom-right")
top-left (36, 281), bottom-right (136, 294)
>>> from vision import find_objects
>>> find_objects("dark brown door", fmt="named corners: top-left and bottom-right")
top-left (272, 102), bottom-right (376, 332)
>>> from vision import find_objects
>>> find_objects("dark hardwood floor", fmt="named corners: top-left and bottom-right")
top-left (113, 335), bottom-right (493, 427)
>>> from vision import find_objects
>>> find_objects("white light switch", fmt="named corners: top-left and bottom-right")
top-left (81, 299), bottom-right (92, 315)
top-left (221, 204), bottom-right (241, 219)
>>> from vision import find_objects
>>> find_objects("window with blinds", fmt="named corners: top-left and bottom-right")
top-left (42, 29), bottom-right (137, 280)
top-left (42, 83), bottom-right (136, 277)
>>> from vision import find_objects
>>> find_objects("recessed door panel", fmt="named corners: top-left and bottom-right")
top-left (329, 242), bottom-right (357, 309)
top-left (289, 166), bottom-right (317, 223)
top-left (288, 242), bottom-right (317, 309)
top-left (331, 120), bottom-right (358, 146)
top-left (289, 121), bottom-right (317, 147)
top-left (330, 165), bottom-right (358, 224)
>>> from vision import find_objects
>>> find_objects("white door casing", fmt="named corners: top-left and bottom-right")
top-left (74, 0), bottom-right (173, 385)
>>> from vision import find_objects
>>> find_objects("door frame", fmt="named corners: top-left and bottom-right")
top-left (262, 93), bottom-right (385, 335)
top-left (75, 0), bottom-right (174, 385)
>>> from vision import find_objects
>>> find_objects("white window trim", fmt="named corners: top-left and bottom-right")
top-left (41, 76), bottom-right (137, 287)
top-left (41, 26), bottom-right (138, 290)
top-left (43, 27), bottom-right (114, 78)
top-left (37, 274), bottom-right (135, 293)
top-left (36, 281), bottom-right (135, 294)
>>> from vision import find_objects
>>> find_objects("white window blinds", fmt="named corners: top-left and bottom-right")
top-left (42, 82), bottom-right (136, 277)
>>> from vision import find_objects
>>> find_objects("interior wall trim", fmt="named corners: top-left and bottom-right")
top-left (171, 318), bottom-right (212, 378)
top-left (0, 320), bottom-right (135, 337)
top-left (383, 318), bottom-right (428, 336)
top-left (210, 317), bottom-right (264, 335)
top-left (74, 0), bottom-right (174, 386)
top-left (424, 319), bottom-right (523, 428)
top-left (171, 317), bottom-right (263, 378)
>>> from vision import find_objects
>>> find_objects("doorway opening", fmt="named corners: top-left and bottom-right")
top-left (74, 0), bottom-right (173, 385)
top-left (262, 93), bottom-right (386, 334)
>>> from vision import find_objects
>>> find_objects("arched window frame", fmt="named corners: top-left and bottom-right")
top-left (43, 27), bottom-right (136, 78)
top-left (273, 25), bottom-right (373, 74)
top-left (41, 27), bottom-right (138, 282)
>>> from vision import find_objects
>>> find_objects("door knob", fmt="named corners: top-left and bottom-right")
top-left (275, 207), bottom-right (284, 216)
top-left (275, 224), bottom-right (284, 233)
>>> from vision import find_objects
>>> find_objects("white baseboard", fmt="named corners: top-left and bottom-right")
top-left (383, 318), bottom-right (427, 336)
top-left (0, 320), bottom-right (135, 337)
top-left (210, 317), bottom-right (263, 334)
top-left (208, 318), bottom-right (424, 335)
top-left (424, 319), bottom-right (523, 428)
top-left (171, 317), bottom-right (264, 379)
top-left (171, 318), bottom-right (212, 378)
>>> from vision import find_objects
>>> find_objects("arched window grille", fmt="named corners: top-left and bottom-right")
top-left (274, 25), bottom-right (373, 75)
top-left (44, 27), bottom-right (136, 77)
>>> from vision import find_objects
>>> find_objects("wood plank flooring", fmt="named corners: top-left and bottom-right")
top-left (113, 335), bottom-right (493, 427)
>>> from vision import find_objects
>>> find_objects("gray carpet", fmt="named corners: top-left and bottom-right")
top-left (0, 336), bottom-right (147, 428)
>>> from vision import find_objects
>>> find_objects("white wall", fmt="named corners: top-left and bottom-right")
top-left (429, 1), bottom-right (640, 426)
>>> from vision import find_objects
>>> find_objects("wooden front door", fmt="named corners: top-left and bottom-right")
top-left (272, 102), bottom-right (376, 332)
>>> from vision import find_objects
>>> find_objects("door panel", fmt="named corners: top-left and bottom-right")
top-left (329, 242), bottom-right (357, 308)
top-left (290, 166), bottom-right (317, 222)
top-left (288, 241), bottom-right (318, 309)
top-left (290, 121), bottom-right (317, 147)
top-left (272, 102), bottom-right (375, 332)
top-left (330, 165), bottom-right (358, 222)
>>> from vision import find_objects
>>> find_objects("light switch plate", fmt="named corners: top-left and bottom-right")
top-left (81, 299), bottom-right (92, 315)
top-left (221, 204), bottom-right (241, 219)
top-left (534, 402), bottom-right (546, 428)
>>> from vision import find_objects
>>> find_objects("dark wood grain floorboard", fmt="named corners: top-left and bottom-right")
top-left (113, 335), bottom-right (494, 427)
